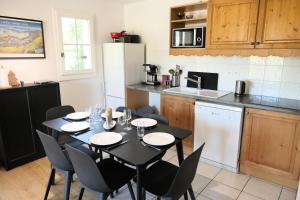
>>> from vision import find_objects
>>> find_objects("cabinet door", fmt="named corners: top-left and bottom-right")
top-left (161, 95), bottom-right (194, 146)
top-left (206, 0), bottom-right (259, 49)
top-left (0, 89), bottom-right (35, 167)
top-left (28, 84), bottom-right (61, 155)
top-left (240, 108), bottom-right (300, 188)
top-left (256, 0), bottom-right (300, 49)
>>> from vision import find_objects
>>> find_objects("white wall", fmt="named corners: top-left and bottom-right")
top-left (0, 0), bottom-right (124, 111)
top-left (124, 0), bottom-right (300, 100)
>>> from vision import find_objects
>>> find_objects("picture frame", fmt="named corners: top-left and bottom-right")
top-left (0, 16), bottom-right (46, 59)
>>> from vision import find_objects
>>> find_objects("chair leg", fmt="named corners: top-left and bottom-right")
top-left (127, 182), bottom-right (136, 200)
top-left (78, 187), bottom-right (85, 200)
top-left (99, 193), bottom-right (109, 200)
top-left (44, 168), bottom-right (55, 200)
top-left (142, 189), bottom-right (146, 200)
top-left (188, 186), bottom-right (196, 200)
top-left (64, 171), bottom-right (73, 200)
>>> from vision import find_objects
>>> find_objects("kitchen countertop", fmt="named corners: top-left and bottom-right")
top-left (127, 83), bottom-right (300, 115)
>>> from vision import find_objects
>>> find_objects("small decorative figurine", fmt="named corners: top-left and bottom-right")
top-left (8, 70), bottom-right (20, 86)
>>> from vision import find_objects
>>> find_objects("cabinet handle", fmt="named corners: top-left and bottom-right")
top-left (250, 42), bottom-right (255, 45)
top-left (256, 42), bottom-right (260, 45)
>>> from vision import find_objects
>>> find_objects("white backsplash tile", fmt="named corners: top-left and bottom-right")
top-left (279, 82), bottom-right (300, 99)
top-left (159, 55), bottom-right (300, 100)
top-left (264, 65), bottom-right (283, 82)
top-left (281, 65), bottom-right (300, 83)
top-left (266, 56), bottom-right (284, 66)
top-left (248, 65), bottom-right (265, 80)
top-left (262, 81), bottom-right (281, 97)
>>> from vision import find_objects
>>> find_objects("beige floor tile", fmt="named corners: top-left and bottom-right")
top-left (196, 161), bottom-right (221, 179)
top-left (169, 156), bottom-right (180, 166)
top-left (192, 174), bottom-right (212, 194)
top-left (214, 169), bottom-right (250, 190)
top-left (279, 188), bottom-right (297, 200)
top-left (201, 180), bottom-right (241, 200)
top-left (243, 178), bottom-right (282, 200)
top-left (238, 192), bottom-right (263, 200)
top-left (163, 149), bottom-right (177, 161)
top-left (197, 195), bottom-right (211, 200)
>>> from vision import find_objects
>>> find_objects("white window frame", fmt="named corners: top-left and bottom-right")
top-left (53, 9), bottom-right (97, 81)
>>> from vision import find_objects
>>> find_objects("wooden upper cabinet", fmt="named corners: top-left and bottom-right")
top-left (206, 0), bottom-right (259, 49)
top-left (256, 0), bottom-right (300, 49)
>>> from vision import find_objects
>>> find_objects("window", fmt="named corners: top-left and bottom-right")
top-left (54, 9), bottom-right (96, 80)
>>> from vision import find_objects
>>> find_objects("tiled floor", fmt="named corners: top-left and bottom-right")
top-left (116, 149), bottom-right (297, 200)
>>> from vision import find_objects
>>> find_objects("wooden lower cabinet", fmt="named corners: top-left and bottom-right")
top-left (160, 94), bottom-right (195, 147)
top-left (240, 108), bottom-right (300, 188)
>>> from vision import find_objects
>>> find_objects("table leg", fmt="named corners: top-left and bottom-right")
top-left (136, 165), bottom-right (145, 200)
top-left (176, 141), bottom-right (188, 200)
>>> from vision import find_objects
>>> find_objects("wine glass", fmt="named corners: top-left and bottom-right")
top-left (124, 109), bottom-right (132, 131)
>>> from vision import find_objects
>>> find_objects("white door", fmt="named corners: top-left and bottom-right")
top-left (105, 95), bottom-right (125, 111)
top-left (194, 104), bottom-right (243, 169)
top-left (103, 43), bottom-right (125, 98)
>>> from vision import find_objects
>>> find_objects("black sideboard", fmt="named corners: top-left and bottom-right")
top-left (0, 82), bottom-right (61, 170)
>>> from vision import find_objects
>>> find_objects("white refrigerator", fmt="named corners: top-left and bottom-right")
top-left (103, 43), bottom-right (145, 110)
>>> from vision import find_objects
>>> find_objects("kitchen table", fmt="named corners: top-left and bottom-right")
top-left (42, 117), bottom-right (192, 200)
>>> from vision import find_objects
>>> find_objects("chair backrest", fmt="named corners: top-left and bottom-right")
top-left (115, 107), bottom-right (137, 116)
top-left (65, 144), bottom-right (112, 193)
top-left (145, 113), bottom-right (169, 125)
top-left (37, 130), bottom-right (73, 171)
top-left (165, 143), bottom-right (205, 199)
top-left (46, 105), bottom-right (75, 120)
top-left (136, 106), bottom-right (155, 116)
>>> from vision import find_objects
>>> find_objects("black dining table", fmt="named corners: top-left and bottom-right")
top-left (42, 117), bottom-right (192, 200)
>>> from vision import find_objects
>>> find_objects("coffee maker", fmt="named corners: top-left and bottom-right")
top-left (142, 64), bottom-right (160, 85)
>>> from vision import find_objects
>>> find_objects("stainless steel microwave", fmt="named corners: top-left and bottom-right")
top-left (172, 27), bottom-right (206, 48)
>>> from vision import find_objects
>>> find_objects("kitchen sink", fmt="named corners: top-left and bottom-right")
top-left (163, 87), bottom-right (231, 99)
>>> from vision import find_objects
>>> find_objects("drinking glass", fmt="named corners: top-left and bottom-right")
top-left (124, 109), bottom-right (132, 131)
top-left (117, 115), bottom-right (127, 135)
top-left (137, 122), bottom-right (145, 138)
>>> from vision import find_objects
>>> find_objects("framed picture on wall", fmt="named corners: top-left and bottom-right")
top-left (0, 16), bottom-right (46, 59)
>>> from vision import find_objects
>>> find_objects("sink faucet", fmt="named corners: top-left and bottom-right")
top-left (184, 75), bottom-right (202, 90)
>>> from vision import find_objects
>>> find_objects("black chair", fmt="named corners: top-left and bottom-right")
top-left (116, 106), bottom-right (137, 116)
top-left (37, 130), bottom-right (75, 200)
top-left (46, 105), bottom-right (98, 156)
top-left (136, 106), bottom-right (169, 125)
top-left (65, 144), bottom-right (136, 200)
top-left (46, 105), bottom-right (81, 145)
top-left (139, 143), bottom-right (205, 200)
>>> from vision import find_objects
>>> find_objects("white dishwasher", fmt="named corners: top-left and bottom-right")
top-left (194, 101), bottom-right (244, 172)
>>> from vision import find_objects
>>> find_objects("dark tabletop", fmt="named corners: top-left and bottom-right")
top-left (42, 118), bottom-right (191, 166)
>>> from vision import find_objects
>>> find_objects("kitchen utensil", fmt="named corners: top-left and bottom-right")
top-left (235, 80), bottom-right (246, 96)
top-left (89, 132), bottom-right (123, 146)
top-left (106, 140), bottom-right (128, 150)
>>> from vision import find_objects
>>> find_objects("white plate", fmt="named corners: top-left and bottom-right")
top-left (101, 111), bottom-right (124, 119)
top-left (61, 121), bottom-right (90, 132)
top-left (66, 112), bottom-right (90, 120)
top-left (131, 118), bottom-right (157, 128)
top-left (143, 132), bottom-right (175, 146)
top-left (89, 132), bottom-right (123, 146)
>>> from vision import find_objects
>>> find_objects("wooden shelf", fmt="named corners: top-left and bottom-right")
top-left (171, 17), bottom-right (207, 23)
top-left (171, 1), bottom-right (208, 11)
top-left (169, 48), bottom-right (300, 57)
